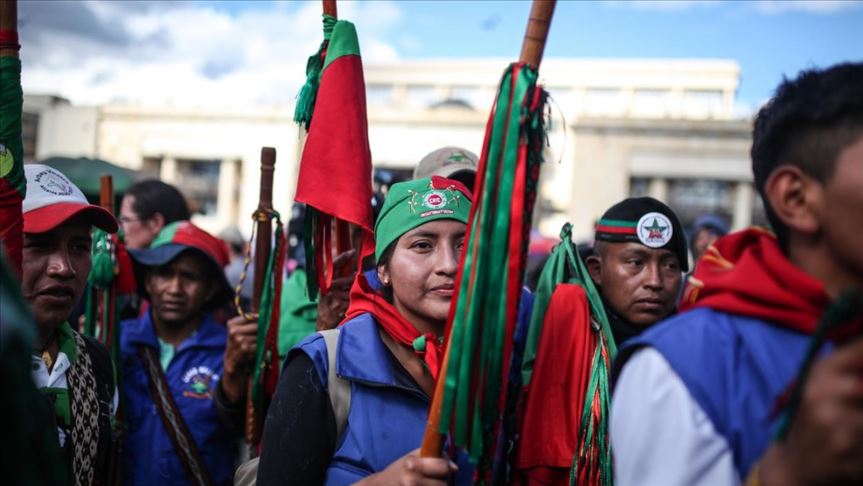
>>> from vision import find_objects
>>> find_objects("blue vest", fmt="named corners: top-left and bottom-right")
top-left (619, 307), bottom-right (826, 480)
top-left (296, 314), bottom-right (472, 485)
top-left (120, 312), bottom-right (236, 486)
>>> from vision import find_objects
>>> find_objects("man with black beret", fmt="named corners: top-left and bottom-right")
top-left (513, 196), bottom-right (686, 485)
top-left (587, 196), bottom-right (687, 343)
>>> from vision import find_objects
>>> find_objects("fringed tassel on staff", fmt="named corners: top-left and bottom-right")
top-left (294, 14), bottom-right (337, 129)
top-left (437, 62), bottom-right (548, 480)
top-left (252, 212), bottom-right (287, 408)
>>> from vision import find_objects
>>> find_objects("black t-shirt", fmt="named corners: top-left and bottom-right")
top-left (256, 340), bottom-right (427, 485)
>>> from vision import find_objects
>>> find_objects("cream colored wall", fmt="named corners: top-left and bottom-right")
top-left (29, 58), bottom-right (749, 240)
top-left (93, 106), bottom-right (301, 236)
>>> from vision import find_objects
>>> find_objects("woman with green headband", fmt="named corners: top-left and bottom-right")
top-left (258, 176), bottom-right (473, 485)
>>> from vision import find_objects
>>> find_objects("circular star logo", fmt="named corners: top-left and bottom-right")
top-left (637, 212), bottom-right (673, 248)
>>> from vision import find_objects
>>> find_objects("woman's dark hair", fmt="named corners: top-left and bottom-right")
top-left (125, 179), bottom-right (190, 223)
top-left (751, 62), bottom-right (863, 249)
top-left (375, 242), bottom-right (396, 303)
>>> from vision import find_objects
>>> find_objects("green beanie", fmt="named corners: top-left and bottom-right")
top-left (375, 176), bottom-right (473, 262)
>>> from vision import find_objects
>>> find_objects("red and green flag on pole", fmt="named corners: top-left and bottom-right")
top-left (294, 0), bottom-right (375, 299)
top-left (421, 1), bottom-right (556, 482)
top-left (0, 0), bottom-right (23, 277)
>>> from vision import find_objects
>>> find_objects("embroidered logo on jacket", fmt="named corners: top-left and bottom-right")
top-left (182, 366), bottom-right (218, 399)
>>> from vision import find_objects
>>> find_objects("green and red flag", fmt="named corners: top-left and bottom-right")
top-left (293, 10), bottom-right (375, 299)
top-left (0, 6), bottom-right (24, 277)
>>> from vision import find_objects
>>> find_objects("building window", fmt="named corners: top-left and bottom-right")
top-left (176, 158), bottom-right (220, 216)
top-left (632, 89), bottom-right (669, 117)
top-left (585, 87), bottom-right (622, 116)
top-left (629, 177), bottom-right (650, 198)
top-left (404, 85), bottom-right (439, 109)
top-left (366, 84), bottom-right (392, 106)
top-left (683, 90), bottom-right (724, 118)
top-left (667, 179), bottom-right (734, 230)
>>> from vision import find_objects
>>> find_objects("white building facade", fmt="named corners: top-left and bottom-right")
top-left (26, 58), bottom-right (757, 240)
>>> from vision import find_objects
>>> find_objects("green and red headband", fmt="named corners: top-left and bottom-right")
top-left (374, 176), bottom-right (473, 262)
top-left (594, 197), bottom-right (689, 272)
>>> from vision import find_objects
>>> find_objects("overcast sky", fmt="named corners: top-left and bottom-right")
top-left (18, 0), bottom-right (863, 114)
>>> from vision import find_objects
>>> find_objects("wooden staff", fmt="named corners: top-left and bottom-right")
top-left (98, 175), bottom-right (115, 339)
top-left (245, 146), bottom-right (276, 448)
top-left (420, 0), bottom-right (556, 458)
top-left (323, 0), bottom-right (337, 17)
top-left (320, 0), bottom-right (356, 279)
top-left (520, 0), bottom-right (556, 67)
top-left (100, 174), bottom-right (114, 213)
top-left (0, 0), bottom-right (17, 56)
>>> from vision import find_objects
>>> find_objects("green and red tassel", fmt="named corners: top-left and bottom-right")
top-left (438, 62), bottom-right (548, 479)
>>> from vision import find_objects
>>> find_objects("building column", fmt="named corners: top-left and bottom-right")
top-left (732, 181), bottom-right (754, 230)
top-left (217, 158), bottom-right (239, 229)
top-left (648, 178), bottom-right (669, 202)
top-left (159, 156), bottom-right (177, 184)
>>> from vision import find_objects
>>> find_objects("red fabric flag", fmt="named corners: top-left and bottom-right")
top-left (294, 19), bottom-right (374, 291)
top-left (513, 283), bottom-right (596, 485)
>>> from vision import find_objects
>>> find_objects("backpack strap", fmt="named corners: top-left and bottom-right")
top-left (137, 345), bottom-right (214, 486)
top-left (232, 330), bottom-right (352, 486)
top-left (319, 328), bottom-right (351, 441)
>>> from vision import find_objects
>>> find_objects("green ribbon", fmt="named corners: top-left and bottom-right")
top-left (293, 14), bottom-right (337, 129)
top-left (438, 63), bottom-right (545, 469)
top-left (251, 212), bottom-right (285, 407)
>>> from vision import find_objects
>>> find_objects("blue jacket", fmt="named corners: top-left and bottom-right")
top-left (120, 312), bottom-right (236, 486)
top-left (618, 307), bottom-right (830, 480)
top-left (296, 313), bottom-right (473, 485)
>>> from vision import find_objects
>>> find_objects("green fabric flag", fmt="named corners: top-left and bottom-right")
top-left (277, 268), bottom-right (318, 358)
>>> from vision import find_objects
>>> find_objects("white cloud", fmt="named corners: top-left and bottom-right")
top-left (19, 1), bottom-right (403, 107)
top-left (752, 0), bottom-right (863, 14)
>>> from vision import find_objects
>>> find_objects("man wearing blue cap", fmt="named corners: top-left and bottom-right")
top-left (689, 214), bottom-right (730, 265)
top-left (120, 221), bottom-right (255, 486)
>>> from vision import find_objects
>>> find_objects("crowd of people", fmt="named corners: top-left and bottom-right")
top-left (4, 60), bottom-right (862, 486)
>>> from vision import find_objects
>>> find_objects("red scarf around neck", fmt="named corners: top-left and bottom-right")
top-left (681, 227), bottom-right (831, 334)
top-left (343, 273), bottom-right (443, 380)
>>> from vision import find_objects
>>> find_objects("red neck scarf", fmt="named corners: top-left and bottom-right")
top-left (343, 273), bottom-right (443, 380)
top-left (681, 228), bottom-right (831, 334)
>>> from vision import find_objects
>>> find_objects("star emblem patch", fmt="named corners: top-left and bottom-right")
top-left (637, 212), bottom-right (673, 248)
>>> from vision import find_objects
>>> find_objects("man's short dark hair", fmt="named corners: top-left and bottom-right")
top-left (751, 62), bottom-right (863, 248)
top-left (125, 180), bottom-right (190, 223)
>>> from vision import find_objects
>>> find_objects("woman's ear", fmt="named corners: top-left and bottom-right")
top-left (377, 264), bottom-right (391, 287)
top-left (764, 165), bottom-right (822, 237)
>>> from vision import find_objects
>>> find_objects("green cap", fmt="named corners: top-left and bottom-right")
top-left (374, 176), bottom-right (473, 261)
